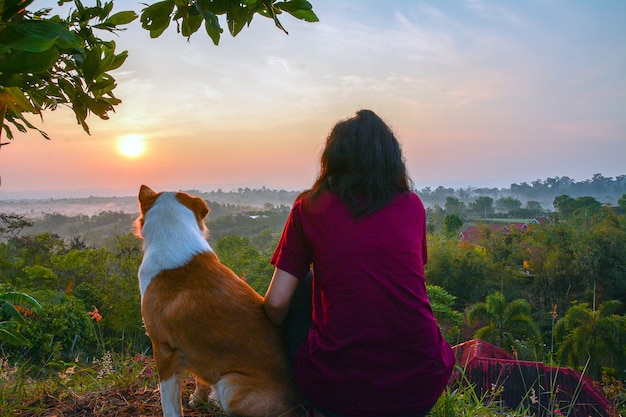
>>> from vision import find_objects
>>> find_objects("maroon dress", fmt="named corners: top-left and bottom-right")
top-left (271, 190), bottom-right (455, 417)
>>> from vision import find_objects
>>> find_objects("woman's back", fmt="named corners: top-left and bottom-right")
top-left (274, 190), bottom-right (454, 417)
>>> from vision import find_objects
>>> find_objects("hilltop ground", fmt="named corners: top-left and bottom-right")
top-left (14, 378), bottom-right (224, 417)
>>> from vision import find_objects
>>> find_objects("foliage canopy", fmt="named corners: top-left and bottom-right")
top-left (0, 0), bottom-right (317, 141)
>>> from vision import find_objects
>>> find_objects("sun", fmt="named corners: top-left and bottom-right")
top-left (117, 134), bottom-right (145, 158)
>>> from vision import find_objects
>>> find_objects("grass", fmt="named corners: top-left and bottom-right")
top-left (1, 354), bottom-right (622, 417)
top-left (429, 363), bottom-right (537, 417)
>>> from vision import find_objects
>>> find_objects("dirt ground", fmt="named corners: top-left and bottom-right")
top-left (13, 379), bottom-right (225, 417)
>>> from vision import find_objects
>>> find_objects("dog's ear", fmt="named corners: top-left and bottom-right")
top-left (176, 192), bottom-right (210, 220)
top-left (191, 196), bottom-right (210, 220)
top-left (139, 185), bottom-right (155, 199)
top-left (138, 185), bottom-right (158, 214)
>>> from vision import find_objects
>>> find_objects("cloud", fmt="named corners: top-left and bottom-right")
top-left (464, 0), bottom-right (524, 26)
top-left (548, 121), bottom-right (624, 139)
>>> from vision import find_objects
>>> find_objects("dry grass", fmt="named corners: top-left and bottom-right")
top-left (11, 377), bottom-right (225, 417)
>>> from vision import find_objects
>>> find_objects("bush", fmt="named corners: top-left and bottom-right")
top-left (9, 293), bottom-right (96, 365)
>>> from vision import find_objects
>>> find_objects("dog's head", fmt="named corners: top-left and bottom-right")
top-left (134, 185), bottom-right (210, 239)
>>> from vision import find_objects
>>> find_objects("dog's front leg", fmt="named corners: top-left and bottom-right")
top-left (160, 374), bottom-right (183, 417)
top-left (153, 343), bottom-right (183, 417)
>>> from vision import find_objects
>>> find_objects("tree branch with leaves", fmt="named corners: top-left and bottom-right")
top-left (0, 0), bottom-right (317, 142)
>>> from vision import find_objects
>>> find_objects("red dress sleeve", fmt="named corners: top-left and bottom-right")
top-left (270, 198), bottom-right (313, 280)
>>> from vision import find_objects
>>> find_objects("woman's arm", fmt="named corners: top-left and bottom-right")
top-left (263, 267), bottom-right (300, 326)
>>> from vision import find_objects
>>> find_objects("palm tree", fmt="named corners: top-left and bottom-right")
top-left (554, 300), bottom-right (625, 380)
top-left (466, 291), bottom-right (542, 358)
top-left (0, 290), bottom-right (42, 346)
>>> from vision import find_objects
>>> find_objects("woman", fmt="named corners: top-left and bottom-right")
top-left (264, 109), bottom-right (455, 417)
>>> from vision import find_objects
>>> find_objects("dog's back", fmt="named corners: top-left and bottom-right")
top-left (136, 185), bottom-right (301, 417)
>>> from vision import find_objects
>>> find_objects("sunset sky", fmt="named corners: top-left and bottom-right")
top-left (1, 0), bottom-right (624, 198)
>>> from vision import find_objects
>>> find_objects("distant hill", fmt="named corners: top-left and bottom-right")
top-left (0, 189), bottom-right (300, 217)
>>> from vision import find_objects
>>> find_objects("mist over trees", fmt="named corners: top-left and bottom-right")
top-left (414, 174), bottom-right (625, 225)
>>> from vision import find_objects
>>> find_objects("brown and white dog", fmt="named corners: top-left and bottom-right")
top-left (135, 185), bottom-right (302, 417)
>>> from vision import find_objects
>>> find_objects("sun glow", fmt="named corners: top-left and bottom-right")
top-left (117, 134), bottom-right (146, 158)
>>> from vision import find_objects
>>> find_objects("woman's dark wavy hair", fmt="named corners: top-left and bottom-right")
top-left (304, 109), bottom-right (412, 218)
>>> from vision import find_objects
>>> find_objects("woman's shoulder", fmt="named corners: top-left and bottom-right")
top-left (294, 189), bottom-right (348, 217)
top-left (384, 192), bottom-right (426, 217)
top-left (392, 190), bottom-right (424, 205)
top-left (296, 189), bottom-right (338, 204)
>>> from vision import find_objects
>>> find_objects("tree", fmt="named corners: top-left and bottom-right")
top-left (140, 0), bottom-right (318, 43)
top-left (618, 193), bottom-right (626, 214)
top-left (553, 195), bottom-right (601, 219)
top-left (0, 213), bottom-right (33, 239)
top-left (214, 234), bottom-right (274, 294)
top-left (554, 300), bottom-right (625, 381)
top-left (443, 214), bottom-right (463, 238)
top-left (425, 235), bottom-right (498, 308)
top-left (571, 209), bottom-right (626, 303)
top-left (469, 196), bottom-right (494, 219)
top-left (426, 204), bottom-right (445, 233)
top-left (495, 197), bottom-right (522, 213)
top-left (444, 196), bottom-right (466, 217)
top-left (0, 0), bottom-right (318, 141)
top-left (466, 291), bottom-right (542, 359)
top-left (521, 221), bottom-right (581, 311)
top-left (0, 0), bottom-right (137, 140)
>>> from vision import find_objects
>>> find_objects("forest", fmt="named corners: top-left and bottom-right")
top-left (0, 177), bottom-right (625, 415)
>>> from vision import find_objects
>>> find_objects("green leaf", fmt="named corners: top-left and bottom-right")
top-left (99, 1), bottom-right (115, 21)
top-left (1, 302), bottom-right (25, 323)
top-left (182, 11), bottom-right (203, 37)
top-left (7, 20), bottom-right (83, 52)
top-left (15, 114), bottom-right (51, 139)
top-left (2, 124), bottom-right (14, 140)
top-left (200, 0), bottom-right (229, 15)
top-left (72, 95), bottom-right (91, 134)
top-left (226, 2), bottom-right (249, 37)
top-left (275, 0), bottom-right (314, 12)
top-left (0, 326), bottom-right (31, 347)
top-left (108, 50), bottom-right (129, 72)
top-left (0, 291), bottom-right (42, 312)
top-left (12, 119), bottom-right (27, 133)
top-left (0, 86), bottom-right (39, 113)
top-left (275, 0), bottom-right (318, 22)
top-left (87, 98), bottom-right (114, 118)
top-left (259, 0), bottom-right (287, 34)
top-left (204, 19), bottom-right (222, 45)
top-left (141, 0), bottom-right (175, 38)
top-left (284, 8), bottom-right (318, 22)
top-left (83, 47), bottom-right (101, 85)
top-left (105, 10), bottom-right (138, 26)
top-left (98, 44), bottom-right (117, 74)
top-left (0, 72), bottom-right (22, 87)
top-left (0, 48), bottom-right (60, 74)
top-left (0, 28), bottom-right (59, 53)
top-left (90, 75), bottom-right (116, 93)
top-left (58, 78), bottom-right (76, 100)
top-left (195, 2), bottom-right (222, 45)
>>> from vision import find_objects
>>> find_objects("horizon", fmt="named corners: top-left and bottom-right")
top-left (1, 1), bottom-right (624, 196)
top-left (0, 172), bottom-right (623, 201)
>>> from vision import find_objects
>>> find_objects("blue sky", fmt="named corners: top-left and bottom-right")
top-left (1, 0), bottom-right (624, 196)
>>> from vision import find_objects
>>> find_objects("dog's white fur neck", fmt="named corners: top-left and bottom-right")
top-left (138, 192), bottom-right (212, 299)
